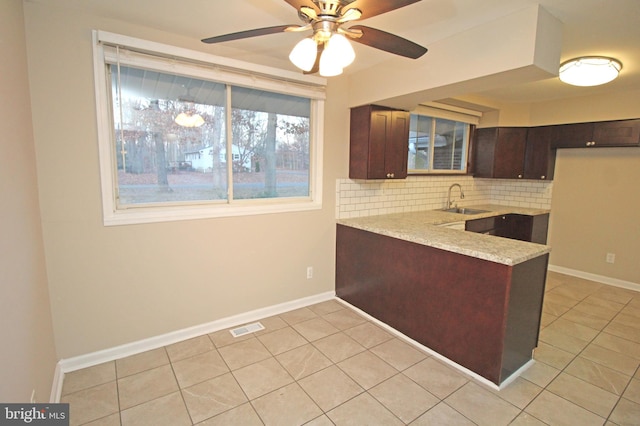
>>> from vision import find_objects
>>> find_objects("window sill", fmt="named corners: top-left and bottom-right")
top-left (103, 199), bottom-right (322, 226)
top-left (408, 171), bottom-right (471, 177)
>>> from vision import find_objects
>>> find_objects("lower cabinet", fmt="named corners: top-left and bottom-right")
top-left (466, 213), bottom-right (549, 244)
top-left (336, 224), bottom-right (549, 386)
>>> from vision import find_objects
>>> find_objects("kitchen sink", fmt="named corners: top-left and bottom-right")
top-left (441, 207), bottom-right (489, 215)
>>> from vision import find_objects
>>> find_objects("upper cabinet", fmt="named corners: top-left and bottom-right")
top-left (349, 105), bottom-right (410, 180)
top-left (472, 118), bottom-right (640, 180)
top-left (473, 127), bottom-right (554, 180)
top-left (474, 127), bottom-right (527, 179)
top-left (551, 119), bottom-right (640, 148)
top-left (524, 126), bottom-right (556, 180)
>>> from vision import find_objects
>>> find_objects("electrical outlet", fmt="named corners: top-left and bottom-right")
top-left (306, 266), bottom-right (313, 279)
top-left (606, 253), bottom-right (616, 264)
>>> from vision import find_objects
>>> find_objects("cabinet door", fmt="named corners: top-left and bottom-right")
top-left (473, 128), bottom-right (498, 178)
top-left (524, 127), bottom-right (556, 180)
top-left (592, 119), bottom-right (640, 147)
top-left (474, 127), bottom-right (527, 179)
top-left (349, 105), bottom-right (373, 179)
top-left (492, 128), bottom-right (528, 178)
top-left (551, 122), bottom-right (594, 148)
top-left (495, 215), bottom-right (533, 242)
top-left (367, 109), bottom-right (391, 179)
top-left (465, 216), bottom-right (496, 234)
top-left (349, 105), bottom-right (409, 180)
top-left (385, 111), bottom-right (409, 179)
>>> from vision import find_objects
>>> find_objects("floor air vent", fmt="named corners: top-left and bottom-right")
top-left (229, 322), bottom-right (265, 337)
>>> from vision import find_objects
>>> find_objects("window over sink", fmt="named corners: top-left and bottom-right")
top-left (407, 104), bottom-right (480, 175)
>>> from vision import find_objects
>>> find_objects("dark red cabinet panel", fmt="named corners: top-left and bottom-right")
top-left (336, 224), bottom-right (548, 385)
top-left (349, 105), bottom-right (409, 180)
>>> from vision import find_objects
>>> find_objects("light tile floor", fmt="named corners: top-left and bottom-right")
top-left (61, 271), bottom-right (640, 425)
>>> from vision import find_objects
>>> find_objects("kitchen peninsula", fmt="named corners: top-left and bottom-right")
top-left (335, 205), bottom-right (550, 387)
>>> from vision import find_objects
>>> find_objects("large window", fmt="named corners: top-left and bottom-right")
top-left (407, 105), bottom-right (479, 174)
top-left (93, 31), bottom-right (325, 225)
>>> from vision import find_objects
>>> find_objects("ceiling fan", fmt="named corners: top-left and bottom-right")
top-left (201, 0), bottom-right (427, 77)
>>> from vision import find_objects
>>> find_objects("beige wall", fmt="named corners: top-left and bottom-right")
top-left (474, 91), bottom-right (640, 285)
top-left (23, 2), bottom-right (349, 358)
top-left (16, 0), bottom-right (640, 367)
top-left (0, 0), bottom-right (57, 402)
top-left (548, 148), bottom-right (640, 284)
top-left (530, 91), bottom-right (640, 285)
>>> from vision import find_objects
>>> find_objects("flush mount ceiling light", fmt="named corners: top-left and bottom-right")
top-left (559, 56), bottom-right (622, 87)
top-left (201, 0), bottom-right (427, 77)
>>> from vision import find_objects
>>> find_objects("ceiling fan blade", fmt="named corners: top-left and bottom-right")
top-left (201, 25), bottom-right (300, 44)
top-left (348, 25), bottom-right (427, 59)
top-left (344, 0), bottom-right (421, 20)
top-left (283, 0), bottom-right (319, 13)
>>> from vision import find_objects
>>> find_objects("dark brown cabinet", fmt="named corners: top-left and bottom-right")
top-left (465, 214), bottom-right (549, 244)
top-left (474, 127), bottom-right (527, 179)
top-left (473, 119), bottom-right (640, 180)
top-left (551, 119), bottom-right (640, 148)
top-left (336, 224), bottom-right (549, 385)
top-left (349, 105), bottom-right (410, 180)
top-left (473, 127), bottom-right (554, 180)
top-left (466, 213), bottom-right (549, 244)
top-left (465, 216), bottom-right (496, 235)
top-left (495, 214), bottom-right (549, 244)
top-left (524, 126), bottom-right (556, 180)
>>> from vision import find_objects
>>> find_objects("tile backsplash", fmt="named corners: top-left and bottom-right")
top-left (336, 176), bottom-right (553, 219)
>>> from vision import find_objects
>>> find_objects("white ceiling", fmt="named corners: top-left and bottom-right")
top-left (34, 0), bottom-right (640, 106)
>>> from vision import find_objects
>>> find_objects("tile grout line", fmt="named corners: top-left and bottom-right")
top-left (525, 282), bottom-right (638, 424)
top-left (65, 277), bottom-right (640, 425)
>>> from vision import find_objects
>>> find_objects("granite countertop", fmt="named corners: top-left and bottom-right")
top-left (337, 205), bottom-right (551, 266)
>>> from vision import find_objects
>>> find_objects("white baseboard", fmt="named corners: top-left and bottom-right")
top-left (548, 264), bottom-right (640, 293)
top-left (52, 290), bottom-right (335, 401)
top-left (335, 299), bottom-right (528, 391)
top-left (50, 362), bottom-right (64, 403)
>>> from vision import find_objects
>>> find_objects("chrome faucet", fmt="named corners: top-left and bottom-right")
top-left (447, 183), bottom-right (465, 208)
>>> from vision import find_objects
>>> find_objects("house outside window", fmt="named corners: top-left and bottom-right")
top-left (93, 31), bottom-right (326, 225)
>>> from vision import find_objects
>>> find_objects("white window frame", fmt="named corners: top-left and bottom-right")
top-left (92, 30), bottom-right (326, 226)
top-left (407, 103), bottom-right (481, 175)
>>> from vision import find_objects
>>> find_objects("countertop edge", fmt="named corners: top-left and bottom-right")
top-left (337, 205), bottom-right (551, 266)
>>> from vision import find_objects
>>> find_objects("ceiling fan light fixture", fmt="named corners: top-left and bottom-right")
top-left (289, 37), bottom-right (318, 71)
top-left (319, 50), bottom-right (343, 77)
top-left (325, 33), bottom-right (355, 67)
top-left (559, 56), bottom-right (622, 87)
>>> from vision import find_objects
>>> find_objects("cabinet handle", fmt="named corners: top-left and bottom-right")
top-left (518, 174), bottom-right (523, 178)
top-left (541, 175), bottom-right (546, 180)
top-left (386, 173), bottom-right (395, 178)
top-left (586, 141), bottom-right (596, 146)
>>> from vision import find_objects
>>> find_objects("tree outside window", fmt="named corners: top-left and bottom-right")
top-left (111, 65), bottom-right (311, 207)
